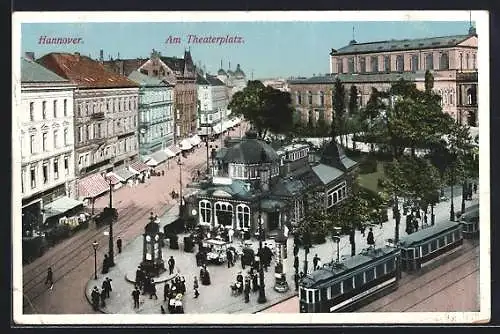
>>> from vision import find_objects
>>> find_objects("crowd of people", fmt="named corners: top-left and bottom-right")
top-left (90, 277), bottom-right (113, 311)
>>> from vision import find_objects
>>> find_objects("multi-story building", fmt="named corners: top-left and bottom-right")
top-left (128, 70), bottom-right (175, 160)
top-left (216, 61), bottom-right (248, 101)
top-left (37, 52), bottom-right (140, 202)
top-left (289, 27), bottom-right (478, 127)
top-left (20, 56), bottom-right (77, 235)
top-left (197, 73), bottom-right (229, 138)
top-left (135, 50), bottom-right (197, 143)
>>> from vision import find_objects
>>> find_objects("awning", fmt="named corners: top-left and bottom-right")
top-left (167, 144), bottom-right (181, 155)
top-left (146, 150), bottom-right (169, 166)
top-left (164, 148), bottom-right (176, 158)
top-left (44, 196), bottom-right (84, 218)
top-left (189, 134), bottom-right (202, 146)
top-left (222, 120), bottom-right (233, 130)
top-left (78, 173), bottom-right (109, 199)
top-left (179, 139), bottom-right (193, 151)
top-left (105, 172), bottom-right (122, 185)
top-left (113, 166), bottom-right (135, 181)
top-left (212, 123), bottom-right (223, 134)
top-left (129, 160), bottom-right (150, 174)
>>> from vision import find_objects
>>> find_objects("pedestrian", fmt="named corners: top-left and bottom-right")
top-left (91, 286), bottom-right (100, 311)
top-left (228, 228), bottom-right (234, 243)
top-left (100, 288), bottom-right (106, 308)
top-left (226, 249), bottom-right (233, 268)
top-left (294, 272), bottom-right (299, 291)
top-left (473, 183), bottom-right (478, 194)
top-left (244, 279), bottom-right (250, 303)
top-left (168, 256), bottom-right (175, 275)
top-left (293, 255), bottom-right (299, 274)
top-left (45, 267), bottom-right (54, 290)
top-left (163, 281), bottom-right (170, 302)
top-left (293, 244), bottom-right (299, 257)
top-left (150, 279), bottom-right (158, 300)
top-left (194, 276), bottom-right (199, 290)
top-left (102, 279), bottom-right (109, 299)
top-left (312, 254), bottom-right (320, 271)
top-left (102, 254), bottom-right (109, 274)
top-left (117, 237), bottom-right (122, 254)
top-left (132, 288), bottom-right (140, 309)
top-left (161, 305), bottom-right (166, 314)
top-left (367, 227), bottom-right (375, 248)
top-left (252, 272), bottom-right (258, 292)
top-left (316, 258), bottom-right (322, 269)
top-left (194, 287), bottom-right (200, 298)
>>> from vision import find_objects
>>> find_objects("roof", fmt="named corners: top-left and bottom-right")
top-left (399, 221), bottom-right (462, 247)
top-left (43, 196), bottom-right (83, 216)
top-left (288, 72), bottom-right (418, 85)
top-left (160, 56), bottom-right (185, 72)
top-left (320, 141), bottom-right (358, 172)
top-left (113, 166), bottom-right (135, 180)
top-left (21, 58), bottom-right (70, 83)
top-left (271, 177), bottom-right (308, 197)
top-left (217, 68), bottom-right (227, 75)
top-left (37, 53), bottom-right (139, 88)
top-left (77, 173), bottom-right (109, 199)
top-left (301, 246), bottom-right (399, 289)
top-left (128, 70), bottom-right (167, 87)
top-left (311, 164), bottom-right (344, 185)
top-left (332, 34), bottom-right (473, 56)
top-left (102, 58), bottom-right (147, 77)
top-left (197, 73), bottom-right (225, 86)
top-left (198, 179), bottom-right (254, 201)
top-left (222, 134), bottom-right (280, 164)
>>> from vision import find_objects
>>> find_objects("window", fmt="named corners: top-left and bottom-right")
top-left (308, 290), bottom-right (313, 303)
top-left (42, 132), bottom-right (48, 151)
top-left (29, 102), bottom-right (34, 121)
top-left (330, 282), bottom-right (341, 297)
top-left (348, 57), bottom-right (355, 73)
top-left (319, 91), bottom-right (324, 106)
top-left (53, 100), bottom-right (57, 118)
top-left (78, 127), bottom-right (83, 143)
top-left (308, 91), bottom-right (313, 105)
top-left (365, 268), bottom-right (375, 282)
top-left (42, 101), bottom-right (47, 119)
top-left (97, 123), bottom-right (102, 138)
top-left (327, 181), bottom-right (347, 208)
top-left (42, 162), bottom-right (48, 184)
top-left (30, 134), bottom-right (35, 154)
top-left (86, 125), bottom-right (91, 140)
top-left (375, 263), bottom-right (385, 278)
top-left (214, 202), bottom-right (234, 227)
top-left (386, 259), bottom-right (395, 272)
top-left (337, 58), bottom-right (344, 73)
top-left (466, 54), bottom-right (470, 69)
top-left (438, 236), bottom-right (445, 248)
top-left (439, 52), bottom-right (449, 70)
top-left (321, 288), bottom-right (327, 302)
top-left (371, 56), bottom-right (378, 72)
top-left (384, 55), bottom-right (390, 72)
top-left (411, 54), bottom-right (419, 71)
top-left (53, 130), bottom-right (58, 148)
top-left (421, 243), bottom-right (429, 256)
top-left (63, 99), bottom-right (67, 116)
top-left (343, 277), bottom-right (353, 293)
top-left (430, 240), bottom-right (438, 252)
top-left (396, 55), bottom-right (404, 72)
top-left (459, 53), bottom-right (463, 70)
top-left (354, 273), bottom-right (364, 288)
top-left (448, 232), bottom-right (454, 243)
top-left (30, 166), bottom-right (36, 188)
top-left (314, 290), bottom-right (319, 303)
top-left (236, 204), bottom-right (251, 230)
top-left (473, 54), bottom-right (476, 69)
top-left (53, 158), bottom-right (59, 179)
top-left (296, 92), bottom-right (302, 105)
top-left (426, 53), bottom-right (434, 70)
top-left (453, 230), bottom-right (460, 241)
top-left (64, 128), bottom-right (68, 146)
top-left (359, 57), bottom-right (366, 73)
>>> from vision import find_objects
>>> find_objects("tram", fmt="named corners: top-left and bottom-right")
top-left (299, 246), bottom-right (401, 313)
top-left (460, 204), bottom-right (479, 239)
top-left (398, 221), bottom-right (463, 272)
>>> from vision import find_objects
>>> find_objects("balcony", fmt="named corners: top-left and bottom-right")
top-left (90, 112), bottom-right (105, 120)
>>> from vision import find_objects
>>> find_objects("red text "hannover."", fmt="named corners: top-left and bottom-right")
top-left (39, 36), bottom-right (83, 44)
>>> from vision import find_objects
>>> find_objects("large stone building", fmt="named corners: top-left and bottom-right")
top-left (20, 56), bottom-right (78, 235)
top-left (37, 52), bottom-right (140, 202)
top-left (196, 72), bottom-right (230, 138)
top-left (216, 61), bottom-right (248, 101)
top-left (128, 70), bottom-right (175, 160)
top-left (183, 131), bottom-right (358, 235)
top-left (135, 50), bottom-right (198, 143)
top-left (288, 27), bottom-right (478, 127)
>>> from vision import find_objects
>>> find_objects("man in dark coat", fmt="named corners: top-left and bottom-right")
top-left (116, 237), bottom-right (122, 254)
top-left (100, 288), bottom-right (106, 308)
top-left (226, 249), bottom-right (234, 268)
top-left (294, 272), bottom-right (300, 291)
top-left (163, 282), bottom-right (170, 302)
top-left (132, 288), bottom-right (140, 309)
top-left (293, 244), bottom-right (299, 257)
top-left (293, 255), bottom-right (299, 274)
top-left (45, 267), bottom-right (54, 289)
top-left (252, 272), bottom-right (259, 292)
top-left (312, 254), bottom-right (320, 271)
top-left (367, 228), bottom-right (375, 248)
top-left (102, 254), bottom-right (109, 274)
top-left (244, 278), bottom-right (250, 303)
top-left (91, 286), bottom-right (100, 311)
top-left (102, 279), bottom-right (109, 299)
top-left (168, 256), bottom-right (175, 275)
top-left (150, 279), bottom-right (158, 299)
top-left (263, 244), bottom-right (273, 271)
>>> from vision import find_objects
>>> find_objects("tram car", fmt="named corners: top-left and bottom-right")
top-left (299, 246), bottom-right (401, 313)
top-left (459, 204), bottom-right (479, 239)
top-left (398, 221), bottom-right (463, 272)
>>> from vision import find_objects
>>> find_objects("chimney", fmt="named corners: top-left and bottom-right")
top-left (25, 52), bottom-right (35, 61)
top-left (74, 52), bottom-right (80, 60)
top-left (99, 49), bottom-right (104, 62)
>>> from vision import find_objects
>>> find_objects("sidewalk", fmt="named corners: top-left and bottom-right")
top-left (84, 183), bottom-right (480, 314)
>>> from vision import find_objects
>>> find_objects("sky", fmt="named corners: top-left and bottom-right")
top-left (21, 21), bottom-right (472, 79)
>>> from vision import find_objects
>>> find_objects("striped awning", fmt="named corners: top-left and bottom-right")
top-left (167, 144), bottom-right (181, 155)
top-left (129, 160), bottom-right (150, 174)
top-left (78, 173), bottom-right (109, 199)
top-left (44, 196), bottom-right (84, 219)
top-left (147, 150), bottom-right (169, 166)
top-left (179, 139), bottom-right (193, 151)
top-left (113, 166), bottom-right (135, 181)
top-left (105, 172), bottom-right (122, 185)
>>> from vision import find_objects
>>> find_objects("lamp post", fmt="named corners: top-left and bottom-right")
top-left (177, 157), bottom-right (183, 214)
top-left (204, 137), bottom-right (210, 174)
top-left (92, 240), bottom-right (99, 280)
top-left (107, 178), bottom-right (115, 267)
top-left (257, 212), bottom-right (267, 303)
top-left (333, 226), bottom-right (341, 263)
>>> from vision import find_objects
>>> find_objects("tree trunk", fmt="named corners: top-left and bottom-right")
top-left (450, 183), bottom-right (455, 221)
top-left (461, 181), bottom-right (467, 214)
top-left (393, 196), bottom-right (400, 244)
top-left (349, 230), bottom-right (356, 256)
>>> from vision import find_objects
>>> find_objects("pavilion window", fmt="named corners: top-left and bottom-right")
top-left (411, 54), bottom-right (419, 72)
top-left (29, 102), bottom-right (35, 121)
top-left (396, 55), bottom-right (404, 72)
top-left (384, 55), bottom-right (390, 72)
top-left (371, 56), bottom-right (378, 72)
top-left (348, 57), bottom-right (355, 73)
top-left (236, 204), bottom-right (251, 230)
top-left (308, 91), bottom-right (313, 105)
top-left (199, 200), bottom-right (212, 224)
top-left (439, 52), bottom-right (449, 70)
top-left (319, 91), bottom-right (324, 106)
top-left (296, 92), bottom-right (302, 105)
top-left (30, 166), bottom-right (36, 189)
top-left (425, 53), bottom-right (434, 70)
top-left (359, 57), bottom-right (366, 73)
top-left (337, 59), bottom-right (344, 73)
top-left (466, 54), bottom-right (470, 69)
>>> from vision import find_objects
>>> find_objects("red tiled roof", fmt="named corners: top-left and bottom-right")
top-left (102, 58), bottom-right (147, 77)
top-left (128, 160), bottom-right (150, 173)
top-left (78, 173), bottom-right (109, 199)
top-left (105, 173), bottom-right (122, 185)
top-left (37, 53), bottom-right (139, 89)
top-left (167, 144), bottom-right (181, 155)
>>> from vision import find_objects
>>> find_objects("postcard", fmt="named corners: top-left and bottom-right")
top-left (12, 10), bottom-right (490, 325)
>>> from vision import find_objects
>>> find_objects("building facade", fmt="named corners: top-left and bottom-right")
top-left (136, 50), bottom-right (197, 143)
top-left (37, 52), bottom-right (140, 201)
top-left (289, 28), bottom-right (478, 127)
top-left (197, 73), bottom-right (229, 137)
top-left (20, 57), bottom-right (77, 234)
top-left (216, 62), bottom-right (248, 101)
top-left (128, 70), bottom-right (174, 158)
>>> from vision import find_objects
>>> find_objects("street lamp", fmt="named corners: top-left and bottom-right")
top-left (177, 157), bottom-right (184, 214)
top-left (92, 240), bottom-right (99, 280)
top-left (257, 166), bottom-right (267, 304)
top-left (332, 226), bottom-right (341, 263)
top-left (106, 178), bottom-right (115, 268)
top-left (204, 137), bottom-right (210, 174)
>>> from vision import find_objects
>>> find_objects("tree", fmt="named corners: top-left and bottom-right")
top-left (361, 87), bottom-right (386, 152)
top-left (332, 78), bottom-right (346, 144)
top-left (425, 69), bottom-right (434, 94)
top-left (228, 80), bottom-right (294, 139)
